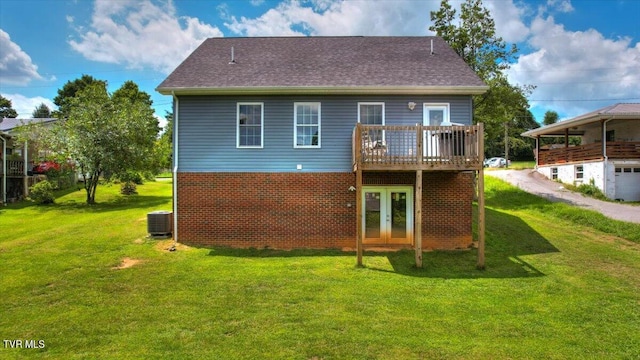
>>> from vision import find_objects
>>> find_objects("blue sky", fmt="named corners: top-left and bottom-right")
top-left (1, 0), bottom-right (639, 127)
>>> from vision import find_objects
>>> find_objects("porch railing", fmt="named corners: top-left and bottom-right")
top-left (0, 160), bottom-right (25, 176)
top-left (538, 142), bottom-right (640, 165)
top-left (352, 123), bottom-right (483, 171)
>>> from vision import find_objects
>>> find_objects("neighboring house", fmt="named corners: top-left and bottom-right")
top-left (156, 36), bottom-right (489, 265)
top-left (522, 103), bottom-right (640, 202)
top-left (0, 117), bottom-right (57, 203)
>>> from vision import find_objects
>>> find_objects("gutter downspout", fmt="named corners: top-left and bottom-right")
top-left (602, 116), bottom-right (615, 199)
top-left (1, 135), bottom-right (6, 205)
top-left (23, 140), bottom-right (28, 198)
top-left (172, 92), bottom-right (179, 245)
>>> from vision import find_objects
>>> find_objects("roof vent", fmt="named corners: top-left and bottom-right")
top-left (229, 46), bottom-right (236, 64)
top-left (430, 39), bottom-right (434, 55)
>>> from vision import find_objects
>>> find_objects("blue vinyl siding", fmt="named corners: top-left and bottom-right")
top-left (177, 95), bottom-right (472, 172)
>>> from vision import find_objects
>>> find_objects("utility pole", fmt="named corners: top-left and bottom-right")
top-left (504, 121), bottom-right (509, 168)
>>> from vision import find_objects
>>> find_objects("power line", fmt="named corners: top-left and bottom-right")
top-left (529, 97), bottom-right (640, 102)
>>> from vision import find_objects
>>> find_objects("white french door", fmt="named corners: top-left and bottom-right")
top-left (362, 186), bottom-right (413, 245)
top-left (423, 103), bottom-right (449, 157)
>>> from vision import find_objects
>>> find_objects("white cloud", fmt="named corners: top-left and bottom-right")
top-left (0, 93), bottom-right (56, 119)
top-left (485, 0), bottom-right (530, 43)
top-left (0, 29), bottom-right (44, 85)
top-left (224, 0), bottom-right (531, 43)
top-left (546, 0), bottom-right (574, 13)
top-left (225, 0), bottom-right (438, 37)
top-left (250, 0), bottom-right (265, 6)
top-left (69, 0), bottom-right (224, 74)
top-left (507, 15), bottom-right (640, 118)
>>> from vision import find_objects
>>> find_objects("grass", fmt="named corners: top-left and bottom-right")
top-left (483, 160), bottom-right (535, 171)
top-left (506, 160), bottom-right (535, 169)
top-left (1, 178), bottom-right (640, 359)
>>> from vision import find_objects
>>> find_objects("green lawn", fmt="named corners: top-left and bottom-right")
top-left (483, 160), bottom-right (535, 170)
top-left (1, 178), bottom-right (639, 359)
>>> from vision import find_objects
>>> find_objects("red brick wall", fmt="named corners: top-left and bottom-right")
top-left (176, 172), bottom-right (356, 249)
top-left (176, 171), bottom-right (474, 250)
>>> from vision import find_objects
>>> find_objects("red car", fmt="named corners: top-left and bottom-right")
top-left (32, 161), bottom-right (61, 174)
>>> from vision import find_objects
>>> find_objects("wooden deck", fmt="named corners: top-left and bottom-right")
top-left (352, 123), bottom-right (486, 269)
top-left (352, 123), bottom-right (483, 172)
top-left (538, 142), bottom-right (640, 165)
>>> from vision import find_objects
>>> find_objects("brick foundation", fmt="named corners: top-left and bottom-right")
top-left (177, 172), bottom-right (357, 249)
top-left (176, 171), bottom-right (474, 250)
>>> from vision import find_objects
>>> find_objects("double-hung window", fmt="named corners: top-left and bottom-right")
top-left (358, 102), bottom-right (385, 144)
top-left (358, 103), bottom-right (385, 126)
top-left (294, 102), bottom-right (321, 148)
top-left (237, 103), bottom-right (263, 148)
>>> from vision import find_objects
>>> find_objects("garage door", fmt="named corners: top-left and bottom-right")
top-left (614, 167), bottom-right (640, 201)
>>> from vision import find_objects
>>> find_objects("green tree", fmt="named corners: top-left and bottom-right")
top-left (53, 74), bottom-right (106, 118)
top-left (0, 95), bottom-right (18, 118)
top-left (510, 110), bottom-right (539, 160)
top-left (543, 110), bottom-right (559, 125)
top-left (51, 80), bottom-right (159, 204)
top-left (32, 103), bottom-right (52, 118)
top-left (431, 0), bottom-right (517, 81)
top-left (430, 0), bottom-right (534, 157)
top-left (155, 111), bottom-right (173, 171)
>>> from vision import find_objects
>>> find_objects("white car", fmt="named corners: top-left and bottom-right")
top-left (484, 157), bottom-right (507, 168)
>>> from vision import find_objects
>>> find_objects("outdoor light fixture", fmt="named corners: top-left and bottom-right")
top-left (407, 102), bottom-right (416, 111)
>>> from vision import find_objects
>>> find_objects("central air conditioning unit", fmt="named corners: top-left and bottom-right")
top-left (147, 210), bottom-right (173, 237)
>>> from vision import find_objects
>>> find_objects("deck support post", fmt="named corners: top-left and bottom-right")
top-left (415, 169), bottom-right (423, 268)
top-left (477, 123), bottom-right (486, 270)
top-left (355, 124), bottom-right (364, 267)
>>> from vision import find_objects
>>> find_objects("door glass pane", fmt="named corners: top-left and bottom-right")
top-left (429, 109), bottom-right (444, 126)
top-left (364, 192), bottom-right (381, 238)
top-left (390, 192), bottom-right (407, 238)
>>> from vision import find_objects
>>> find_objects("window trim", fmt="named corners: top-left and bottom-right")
top-left (357, 102), bottom-right (385, 125)
top-left (293, 102), bottom-right (321, 149)
top-left (236, 102), bottom-right (264, 149)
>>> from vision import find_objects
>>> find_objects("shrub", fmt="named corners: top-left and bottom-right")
top-left (576, 183), bottom-right (607, 200)
top-left (570, 179), bottom-right (608, 201)
top-left (29, 180), bottom-right (55, 204)
top-left (117, 171), bottom-right (144, 185)
top-left (142, 171), bottom-right (156, 182)
top-left (120, 181), bottom-right (138, 195)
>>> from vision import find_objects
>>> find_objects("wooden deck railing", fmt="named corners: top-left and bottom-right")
top-left (0, 160), bottom-right (25, 176)
top-left (352, 123), bottom-right (483, 171)
top-left (538, 142), bottom-right (640, 165)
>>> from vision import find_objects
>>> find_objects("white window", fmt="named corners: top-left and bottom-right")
top-left (294, 102), bottom-right (321, 148)
top-left (358, 102), bottom-right (385, 125)
top-left (552, 167), bottom-right (558, 180)
top-left (576, 165), bottom-right (584, 179)
top-left (237, 103), bottom-right (263, 148)
top-left (358, 102), bottom-right (385, 144)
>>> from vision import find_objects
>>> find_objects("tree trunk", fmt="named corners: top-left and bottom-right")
top-left (84, 170), bottom-right (101, 204)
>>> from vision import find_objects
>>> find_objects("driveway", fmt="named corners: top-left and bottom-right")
top-left (487, 169), bottom-right (640, 224)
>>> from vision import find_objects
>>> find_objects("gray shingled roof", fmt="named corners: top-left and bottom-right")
top-left (522, 103), bottom-right (640, 138)
top-left (157, 36), bottom-right (487, 95)
top-left (0, 118), bottom-right (57, 132)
